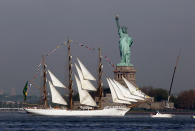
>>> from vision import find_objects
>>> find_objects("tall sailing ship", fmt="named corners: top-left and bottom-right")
top-left (24, 40), bottom-right (151, 116)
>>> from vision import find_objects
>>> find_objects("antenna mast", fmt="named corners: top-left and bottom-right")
top-left (168, 50), bottom-right (181, 102)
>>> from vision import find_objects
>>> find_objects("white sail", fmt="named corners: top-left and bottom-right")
top-left (75, 64), bottom-right (96, 91)
top-left (113, 80), bottom-right (144, 101)
top-left (106, 78), bottom-right (129, 104)
top-left (48, 81), bottom-right (67, 105)
top-left (77, 57), bottom-right (96, 81)
top-left (74, 74), bottom-right (97, 107)
top-left (106, 78), bottom-right (131, 104)
top-left (109, 79), bottom-right (134, 103)
top-left (122, 77), bottom-right (148, 98)
top-left (48, 70), bottom-right (66, 88)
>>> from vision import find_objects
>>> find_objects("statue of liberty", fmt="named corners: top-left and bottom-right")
top-left (115, 15), bottom-right (133, 66)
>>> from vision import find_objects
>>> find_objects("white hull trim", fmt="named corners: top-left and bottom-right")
top-left (24, 107), bottom-right (130, 116)
top-left (150, 113), bottom-right (174, 118)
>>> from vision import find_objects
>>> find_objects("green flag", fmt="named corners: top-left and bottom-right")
top-left (23, 81), bottom-right (28, 101)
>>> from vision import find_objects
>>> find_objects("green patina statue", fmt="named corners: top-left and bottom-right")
top-left (115, 15), bottom-right (133, 66)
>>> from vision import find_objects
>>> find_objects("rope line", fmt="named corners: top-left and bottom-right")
top-left (28, 40), bottom-right (116, 89)
top-left (72, 41), bottom-right (115, 68)
top-left (28, 42), bottom-right (67, 87)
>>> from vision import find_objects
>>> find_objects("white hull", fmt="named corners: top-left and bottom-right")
top-left (151, 113), bottom-right (174, 118)
top-left (24, 106), bottom-right (130, 116)
top-left (192, 115), bottom-right (195, 118)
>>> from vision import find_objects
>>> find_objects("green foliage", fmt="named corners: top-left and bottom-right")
top-left (169, 95), bottom-right (177, 103)
top-left (141, 86), bottom-right (195, 110)
top-left (175, 90), bottom-right (195, 110)
top-left (141, 86), bottom-right (168, 101)
top-left (154, 88), bottom-right (168, 101)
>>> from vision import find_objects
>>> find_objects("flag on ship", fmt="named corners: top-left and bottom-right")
top-left (23, 81), bottom-right (29, 101)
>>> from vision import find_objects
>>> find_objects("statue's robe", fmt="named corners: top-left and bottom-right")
top-left (118, 29), bottom-right (133, 64)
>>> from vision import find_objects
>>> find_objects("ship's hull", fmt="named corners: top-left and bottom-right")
top-left (24, 107), bottom-right (130, 116)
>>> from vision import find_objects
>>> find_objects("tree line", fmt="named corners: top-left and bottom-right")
top-left (140, 86), bottom-right (195, 110)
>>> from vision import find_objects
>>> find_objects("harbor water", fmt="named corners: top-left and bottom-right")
top-left (0, 111), bottom-right (194, 131)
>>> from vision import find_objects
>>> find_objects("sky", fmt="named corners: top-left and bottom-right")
top-left (0, 0), bottom-right (195, 95)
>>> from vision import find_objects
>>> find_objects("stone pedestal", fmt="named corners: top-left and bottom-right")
top-left (114, 66), bottom-right (136, 87)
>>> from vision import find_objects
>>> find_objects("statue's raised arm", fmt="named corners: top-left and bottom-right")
top-left (115, 15), bottom-right (120, 32)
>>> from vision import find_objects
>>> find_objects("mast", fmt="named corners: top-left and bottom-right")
top-left (168, 50), bottom-right (181, 103)
top-left (97, 48), bottom-right (103, 108)
top-left (42, 55), bottom-right (48, 108)
top-left (67, 40), bottom-right (73, 109)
